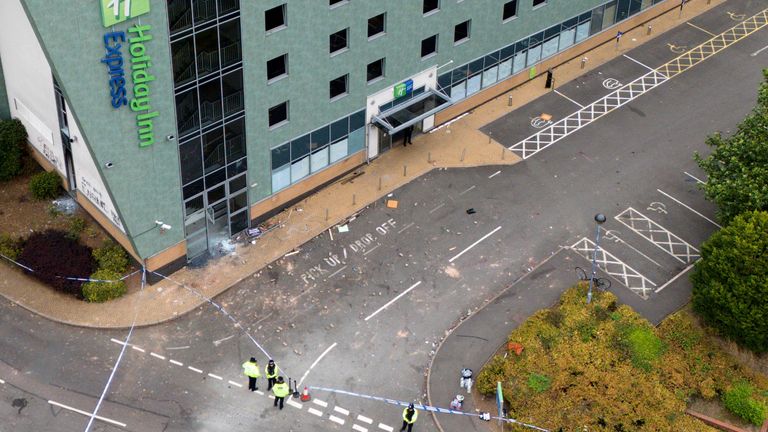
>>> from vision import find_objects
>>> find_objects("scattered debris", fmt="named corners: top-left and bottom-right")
top-left (51, 196), bottom-right (77, 215)
top-left (386, 199), bottom-right (399, 209)
top-left (337, 224), bottom-right (349, 233)
top-left (466, 208), bottom-right (476, 214)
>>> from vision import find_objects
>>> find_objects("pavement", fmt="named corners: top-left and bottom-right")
top-left (0, 0), bottom-right (732, 329)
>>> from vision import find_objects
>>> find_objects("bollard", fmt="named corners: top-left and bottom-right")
top-left (325, 208), bottom-right (329, 222)
top-left (378, 177), bottom-right (382, 191)
top-left (580, 57), bottom-right (587, 69)
top-left (501, 148), bottom-right (505, 160)
top-left (403, 165), bottom-right (407, 177)
top-left (460, 148), bottom-right (466, 162)
top-left (488, 133), bottom-right (492, 144)
top-left (428, 152), bottom-right (432, 163)
top-left (353, 194), bottom-right (356, 206)
top-left (507, 95), bottom-right (513, 106)
top-left (646, 24), bottom-right (653, 36)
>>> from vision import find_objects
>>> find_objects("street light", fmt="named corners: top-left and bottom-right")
top-left (587, 213), bottom-right (607, 304)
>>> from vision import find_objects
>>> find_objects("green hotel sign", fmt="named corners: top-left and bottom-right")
top-left (100, 0), bottom-right (151, 28)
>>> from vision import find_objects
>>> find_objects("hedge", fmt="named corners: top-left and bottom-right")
top-left (82, 269), bottom-right (126, 303)
top-left (722, 381), bottom-right (767, 426)
top-left (0, 119), bottom-right (27, 181)
top-left (29, 171), bottom-right (61, 200)
top-left (92, 240), bottom-right (129, 274)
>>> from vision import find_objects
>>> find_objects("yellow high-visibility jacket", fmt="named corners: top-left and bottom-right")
top-left (402, 408), bottom-right (418, 424)
top-left (242, 361), bottom-right (261, 378)
top-left (272, 382), bottom-right (290, 398)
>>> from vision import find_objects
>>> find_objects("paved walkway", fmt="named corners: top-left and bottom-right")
top-left (0, 0), bottom-right (725, 328)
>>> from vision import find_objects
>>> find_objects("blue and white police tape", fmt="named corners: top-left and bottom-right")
top-left (150, 270), bottom-right (289, 377)
top-left (308, 386), bottom-right (550, 431)
top-left (0, 252), bottom-right (141, 283)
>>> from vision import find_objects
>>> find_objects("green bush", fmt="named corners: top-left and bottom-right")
top-left (0, 233), bottom-right (22, 260)
top-left (82, 269), bottom-right (127, 302)
top-left (93, 240), bottom-right (129, 273)
top-left (67, 217), bottom-right (87, 240)
top-left (29, 171), bottom-right (61, 200)
top-left (722, 381), bottom-right (768, 426)
top-left (527, 373), bottom-right (551, 393)
top-left (0, 119), bottom-right (27, 181)
top-left (616, 325), bottom-right (666, 372)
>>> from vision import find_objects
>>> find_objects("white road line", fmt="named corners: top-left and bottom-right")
top-left (0, 379), bottom-right (5, 384)
top-left (298, 342), bottom-right (338, 386)
top-left (287, 399), bottom-right (303, 409)
top-left (683, 171), bottom-right (706, 184)
top-left (150, 352), bottom-right (166, 360)
top-left (488, 170), bottom-right (501, 179)
top-left (752, 44), bottom-right (768, 56)
top-left (327, 265), bottom-right (348, 279)
top-left (459, 185), bottom-right (476, 196)
top-left (554, 90), bottom-right (585, 108)
top-left (687, 21), bottom-right (716, 36)
top-left (165, 346), bottom-right (190, 350)
top-left (313, 399), bottom-right (329, 408)
top-left (308, 407), bottom-right (324, 417)
top-left (397, 222), bottom-right (415, 234)
top-left (429, 203), bottom-right (446, 214)
top-left (378, 423), bottom-right (394, 432)
top-left (363, 244), bottom-right (381, 256)
top-left (364, 281), bottom-right (422, 321)
top-left (329, 415), bottom-right (346, 425)
top-left (657, 189), bottom-right (721, 228)
top-left (228, 380), bottom-right (243, 388)
top-left (110, 338), bottom-right (127, 346)
top-left (655, 263), bottom-right (696, 293)
top-left (207, 373), bottom-right (223, 380)
top-left (169, 359), bottom-right (184, 366)
top-left (353, 424), bottom-right (369, 432)
top-left (448, 226), bottom-right (502, 263)
top-left (188, 366), bottom-right (203, 373)
top-left (357, 414), bottom-right (373, 424)
top-left (622, 54), bottom-right (655, 72)
top-left (131, 346), bottom-right (145, 353)
top-left (333, 406), bottom-right (350, 416)
top-left (602, 229), bottom-right (663, 267)
top-left (48, 400), bottom-right (127, 428)
top-left (256, 390), bottom-right (265, 396)
top-left (268, 395), bottom-right (275, 399)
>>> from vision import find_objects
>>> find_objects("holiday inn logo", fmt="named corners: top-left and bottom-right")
top-left (100, 0), bottom-right (151, 27)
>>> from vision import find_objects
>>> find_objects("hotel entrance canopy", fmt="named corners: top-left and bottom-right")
top-left (372, 88), bottom-right (452, 134)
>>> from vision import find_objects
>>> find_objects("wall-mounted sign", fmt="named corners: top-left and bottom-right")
top-left (393, 79), bottom-right (414, 99)
top-left (100, 0), bottom-right (151, 27)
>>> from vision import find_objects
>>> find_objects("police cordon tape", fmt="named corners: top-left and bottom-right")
top-left (0, 252), bottom-right (141, 283)
top-left (308, 386), bottom-right (550, 431)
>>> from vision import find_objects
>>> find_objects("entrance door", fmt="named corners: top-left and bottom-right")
top-left (378, 127), bottom-right (391, 153)
top-left (64, 149), bottom-right (76, 192)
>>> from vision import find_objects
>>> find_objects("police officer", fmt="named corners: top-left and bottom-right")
top-left (400, 403), bottom-right (418, 431)
top-left (272, 376), bottom-right (290, 410)
top-left (241, 357), bottom-right (261, 391)
top-left (265, 359), bottom-right (279, 391)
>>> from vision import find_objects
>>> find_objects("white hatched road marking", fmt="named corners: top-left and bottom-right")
top-left (207, 373), bottom-right (222, 380)
top-left (131, 346), bottom-right (145, 353)
top-left (603, 229), bottom-right (663, 268)
top-left (308, 407), bottom-right (324, 417)
top-left (169, 359), bottom-right (184, 366)
top-left (228, 380), bottom-right (243, 388)
top-left (379, 423), bottom-right (394, 432)
top-left (287, 399), bottom-right (303, 409)
top-left (353, 425), bottom-right (369, 432)
top-left (357, 414), bottom-right (373, 424)
top-left (571, 237), bottom-right (656, 299)
top-left (313, 399), bottom-right (329, 408)
top-left (150, 352), bottom-right (166, 360)
top-left (48, 400), bottom-right (127, 428)
top-left (329, 415), bottom-right (346, 425)
top-left (188, 366), bottom-right (203, 373)
top-left (615, 207), bottom-right (700, 264)
top-left (334, 406), bottom-right (350, 416)
top-left (656, 264), bottom-right (696, 293)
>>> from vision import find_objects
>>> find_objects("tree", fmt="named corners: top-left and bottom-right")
top-left (691, 211), bottom-right (768, 353)
top-left (695, 70), bottom-right (768, 225)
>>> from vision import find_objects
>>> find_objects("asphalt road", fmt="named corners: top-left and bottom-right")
top-left (1, 1), bottom-right (767, 431)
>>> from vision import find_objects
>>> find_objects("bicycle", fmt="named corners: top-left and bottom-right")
top-left (574, 267), bottom-right (611, 290)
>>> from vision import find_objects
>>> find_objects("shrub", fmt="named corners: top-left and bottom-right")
top-left (0, 233), bottom-right (22, 261)
top-left (93, 240), bottom-right (129, 273)
top-left (67, 217), bottom-right (87, 240)
top-left (0, 119), bottom-right (27, 181)
top-left (82, 269), bottom-right (127, 302)
top-left (722, 381), bottom-right (768, 426)
top-left (527, 373), bottom-right (551, 393)
top-left (29, 171), bottom-right (61, 200)
top-left (616, 325), bottom-right (666, 372)
top-left (17, 230), bottom-right (94, 297)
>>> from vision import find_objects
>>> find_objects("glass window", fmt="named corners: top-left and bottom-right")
top-left (616, 0), bottom-right (631, 22)
top-left (421, 34), bottom-right (438, 58)
top-left (330, 28), bottom-right (349, 54)
top-left (291, 156), bottom-right (309, 182)
top-left (330, 138), bottom-right (348, 163)
top-left (368, 13), bottom-right (386, 38)
top-left (219, 0), bottom-right (239, 15)
top-left (229, 174), bottom-right (246, 193)
top-left (467, 58), bottom-right (483, 78)
top-left (484, 51), bottom-right (500, 70)
top-left (542, 36), bottom-right (559, 59)
top-left (222, 70), bottom-right (244, 117)
top-left (311, 126), bottom-right (330, 149)
top-left (176, 89), bottom-right (199, 137)
top-left (271, 143), bottom-right (290, 169)
top-left (198, 78), bottom-right (223, 128)
top-left (452, 64), bottom-right (467, 83)
top-left (267, 53), bottom-right (288, 81)
top-left (225, 118), bottom-right (246, 163)
top-left (367, 58), bottom-right (385, 83)
top-left (532, 0), bottom-right (546, 7)
top-left (192, 0), bottom-right (216, 25)
top-left (168, 0), bottom-right (192, 34)
top-left (205, 167), bottom-right (226, 189)
top-left (482, 66), bottom-right (498, 88)
top-left (329, 0), bottom-right (348, 6)
top-left (513, 50), bottom-right (526, 73)
top-left (500, 44), bottom-right (516, 61)
top-left (183, 178), bottom-right (204, 200)
top-left (207, 184), bottom-right (226, 203)
top-left (437, 72), bottom-right (452, 92)
top-left (202, 127), bottom-right (226, 174)
top-left (195, 27), bottom-right (220, 78)
top-left (331, 118), bottom-right (349, 142)
top-left (451, 81), bottom-right (466, 101)
top-left (219, 19), bottom-right (242, 68)
top-left (171, 37), bottom-right (195, 86)
top-left (350, 110), bottom-right (365, 131)
top-left (559, 27), bottom-right (576, 51)
top-left (310, 146), bottom-right (329, 172)
top-left (603, 1), bottom-right (617, 29)
top-left (498, 58), bottom-right (512, 79)
top-left (576, 22), bottom-right (590, 42)
top-left (503, 0), bottom-right (517, 21)
top-left (466, 74), bottom-right (481, 96)
top-left (527, 44), bottom-right (542, 66)
top-left (230, 211), bottom-right (249, 234)
top-left (229, 191), bottom-right (248, 213)
top-left (185, 195), bottom-right (204, 218)
top-left (179, 138), bottom-right (203, 184)
top-left (454, 20), bottom-right (471, 44)
top-left (329, 74), bottom-right (348, 100)
top-left (423, 0), bottom-right (439, 14)
top-left (265, 4), bottom-right (286, 32)
top-left (291, 134), bottom-right (310, 160)
top-left (272, 165), bottom-right (290, 191)
top-left (590, 6), bottom-right (605, 35)
top-left (268, 101), bottom-right (289, 127)
top-left (227, 158), bottom-right (247, 177)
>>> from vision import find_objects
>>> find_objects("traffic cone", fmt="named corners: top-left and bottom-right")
top-left (300, 386), bottom-right (311, 402)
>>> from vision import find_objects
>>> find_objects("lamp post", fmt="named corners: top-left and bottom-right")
top-left (587, 213), bottom-right (607, 304)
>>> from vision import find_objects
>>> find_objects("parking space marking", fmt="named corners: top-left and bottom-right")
top-left (615, 207), bottom-right (700, 264)
top-left (131, 346), bottom-right (145, 353)
top-left (656, 264), bottom-right (696, 293)
top-left (363, 244), bottom-right (381, 256)
top-left (752, 44), bottom-right (768, 56)
top-left (554, 90), bottom-right (585, 108)
top-left (364, 281), bottom-right (423, 321)
top-left (657, 189), bottom-right (721, 228)
top-left (429, 203), bottom-right (446, 214)
top-left (327, 265), bottom-right (348, 279)
top-left (683, 171), bottom-right (706, 184)
top-left (488, 170), bottom-right (501, 179)
top-left (0, 378), bottom-right (5, 384)
top-left (571, 237), bottom-right (656, 299)
top-left (622, 54), bottom-right (655, 73)
top-left (448, 226), bottom-right (502, 263)
top-left (48, 400), bottom-right (127, 428)
top-left (329, 415), bottom-right (346, 425)
top-left (686, 21), bottom-right (717, 36)
top-left (298, 342), bottom-right (338, 386)
top-left (459, 185), bottom-right (476, 196)
top-left (397, 222), bottom-right (415, 234)
top-left (603, 229), bottom-right (663, 267)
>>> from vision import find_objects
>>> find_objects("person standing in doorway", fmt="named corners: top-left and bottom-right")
top-left (272, 376), bottom-right (290, 410)
top-left (400, 403), bottom-right (418, 431)
top-left (265, 359), bottom-right (279, 391)
top-left (241, 357), bottom-right (261, 391)
top-left (403, 125), bottom-right (414, 146)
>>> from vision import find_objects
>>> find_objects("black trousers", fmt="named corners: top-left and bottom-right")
top-left (400, 420), bottom-right (414, 431)
top-left (274, 396), bottom-right (284, 409)
top-left (267, 377), bottom-right (277, 390)
top-left (248, 377), bottom-right (257, 391)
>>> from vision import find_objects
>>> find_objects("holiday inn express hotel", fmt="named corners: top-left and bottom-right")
top-left (0, 0), bottom-right (673, 273)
